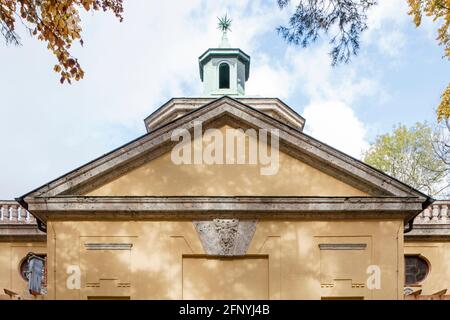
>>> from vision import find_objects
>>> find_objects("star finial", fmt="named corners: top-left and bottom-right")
top-left (217, 14), bottom-right (232, 34)
top-left (217, 14), bottom-right (232, 48)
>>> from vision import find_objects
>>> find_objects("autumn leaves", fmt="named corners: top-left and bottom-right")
top-left (0, 0), bottom-right (123, 84)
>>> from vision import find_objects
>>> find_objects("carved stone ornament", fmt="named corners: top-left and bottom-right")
top-left (193, 219), bottom-right (257, 256)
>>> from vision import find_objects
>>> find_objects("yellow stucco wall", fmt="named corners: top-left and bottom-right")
top-left (404, 241), bottom-right (450, 294)
top-left (10, 126), bottom-right (417, 300)
top-left (53, 126), bottom-right (406, 300)
top-left (0, 242), bottom-right (46, 299)
top-left (46, 219), bottom-right (404, 300)
top-left (88, 126), bottom-right (368, 197)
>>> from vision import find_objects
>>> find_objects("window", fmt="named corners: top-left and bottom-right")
top-left (405, 255), bottom-right (429, 286)
top-left (219, 63), bottom-right (230, 89)
top-left (19, 253), bottom-right (46, 281)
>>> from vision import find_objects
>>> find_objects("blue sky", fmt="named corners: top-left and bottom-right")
top-left (0, 0), bottom-right (449, 199)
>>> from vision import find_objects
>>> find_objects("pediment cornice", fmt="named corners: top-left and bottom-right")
top-left (144, 97), bottom-right (305, 131)
top-left (19, 96), bottom-right (430, 208)
top-left (25, 196), bottom-right (425, 223)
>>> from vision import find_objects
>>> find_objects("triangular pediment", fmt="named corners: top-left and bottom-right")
top-left (20, 96), bottom-right (428, 200)
top-left (86, 124), bottom-right (368, 197)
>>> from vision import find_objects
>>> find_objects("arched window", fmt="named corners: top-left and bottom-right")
top-left (219, 63), bottom-right (230, 89)
top-left (19, 253), bottom-right (46, 281)
top-left (405, 255), bottom-right (429, 286)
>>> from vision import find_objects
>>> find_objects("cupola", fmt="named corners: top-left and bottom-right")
top-left (199, 15), bottom-right (250, 96)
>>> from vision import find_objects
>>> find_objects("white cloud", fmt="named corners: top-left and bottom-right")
top-left (244, 1), bottom-right (424, 160)
top-left (361, 1), bottom-right (408, 57)
top-left (246, 59), bottom-right (293, 98)
top-left (303, 101), bottom-right (369, 158)
top-left (366, 0), bottom-right (410, 30)
top-left (378, 30), bottom-right (407, 57)
top-left (247, 43), bottom-right (377, 159)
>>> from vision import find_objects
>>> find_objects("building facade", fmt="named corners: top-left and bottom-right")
top-left (1, 37), bottom-right (449, 300)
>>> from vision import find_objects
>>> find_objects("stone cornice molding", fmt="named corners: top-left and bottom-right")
top-left (144, 97), bottom-right (306, 131)
top-left (0, 224), bottom-right (46, 242)
top-left (26, 196), bottom-right (424, 223)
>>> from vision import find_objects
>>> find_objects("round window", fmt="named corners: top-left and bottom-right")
top-left (405, 255), bottom-right (429, 286)
top-left (19, 254), bottom-right (46, 281)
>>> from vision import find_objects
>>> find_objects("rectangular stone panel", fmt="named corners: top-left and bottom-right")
top-left (182, 255), bottom-right (269, 299)
top-left (80, 237), bottom-right (133, 299)
top-left (316, 236), bottom-right (371, 287)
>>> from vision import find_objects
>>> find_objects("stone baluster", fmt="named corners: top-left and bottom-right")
top-left (414, 210), bottom-right (421, 223)
top-left (431, 205), bottom-right (440, 222)
top-left (441, 205), bottom-right (448, 223)
top-left (10, 204), bottom-right (19, 222)
top-left (28, 212), bottom-right (36, 224)
top-left (1, 204), bottom-right (9, 221)
top-left (20, 207), bottom-right (27, 222)
top-left (423, 207), bottom-right (431, 222)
